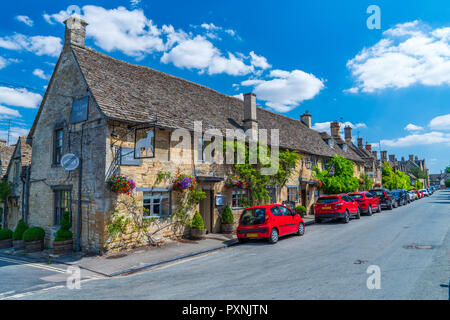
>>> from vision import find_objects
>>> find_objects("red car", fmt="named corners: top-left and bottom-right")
top-left (348, 192), bottom-right (381, 216)
top-left (314, 194), bottom-right (360, 224)
top-left (236, 204), bottom-right (305, 244)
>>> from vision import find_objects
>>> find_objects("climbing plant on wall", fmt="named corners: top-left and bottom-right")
top-left (312, 155), bottom-right (359, 194)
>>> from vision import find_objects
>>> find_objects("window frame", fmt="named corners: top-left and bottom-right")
top-left (232, 189), bottom-right (248, 209)
top-left (53, 128), bottom-right (64, 165)
top-left (143, 190), bottom-right (172, 218)
top-left (53, 188), bottom-right (72, 226)
top-left (287, 186), bottom-right (298, 202)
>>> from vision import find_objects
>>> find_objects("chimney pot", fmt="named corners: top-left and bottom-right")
top-left (330, 121), bottom-right (340, 137)
top-left (300, 111), bottom-right (312, 129)
top-left (409, 154), bottom-right (414, 161)
top-left (381, 151), bottom-right (388, 161)
top-left (365, 143), bottom-right (372, 152)
top-left (357, 137), bottom-right (363, 147)
top-left (64, 16), bottom-right (88, 47)
top-left (344, 126), bottom-right (352, 143)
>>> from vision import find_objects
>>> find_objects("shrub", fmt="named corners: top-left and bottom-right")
top-left (12, 219), bottom-right (28, 241)
top-left (221, 206), bottom-right (234, 224)
top-left (191, 211), bottom-right (204, 230)
top-left (445, 179), bottom-right (450, 188)
top-left (0, 228), bottom-right (13, 240)
top-left (54, 211), bottom-right (73, 242)
top-left (22, 226), bottom-right (45, 242)
top-left (295, 205), bottom-right (306, 214)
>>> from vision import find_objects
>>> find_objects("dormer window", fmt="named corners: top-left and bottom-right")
top-left (340, 144), bottom-right (348, 152)
top-left (327, 139), bottom-right (334, 148)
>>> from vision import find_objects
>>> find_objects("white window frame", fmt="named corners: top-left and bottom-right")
top-left (232, 189), bottom-right (247, 209)
top-left (143, 191), bottom-right (171, 218)
top-left (287, 186), bottom-right (298, 202)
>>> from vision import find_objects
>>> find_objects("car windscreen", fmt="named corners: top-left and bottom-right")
top-left (240, 208), bottom-right (266, 226)
top-left (317, 197), bottom-right (339, 203)
top-left (349, 194), bottom-right (363, 199)
top-left (369, 190), bottom-right (384, 197)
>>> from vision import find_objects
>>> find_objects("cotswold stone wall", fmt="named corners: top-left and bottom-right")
top-left (28, 47), bottom-right (108, 252)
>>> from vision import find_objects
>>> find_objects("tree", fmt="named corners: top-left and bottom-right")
top-left (445, 166), bottom-right (450, 174)
top-left (0, 179), bottom-right (11, 202)
top-left (410, 167), bottom-right (428, 180)
top-left (445, 179), bottom-right (450, 188)
top-left (382, 162), bottom-right (412, 190)
top-left (313, 155), bottom-right (359, 194)
top-left (416, 180), bottom-right (424, 190)
top-left (359, 172), bottom-right (374, 190)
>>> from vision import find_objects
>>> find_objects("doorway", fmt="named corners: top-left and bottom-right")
top-left (199, 189), bottom-right (213, 233)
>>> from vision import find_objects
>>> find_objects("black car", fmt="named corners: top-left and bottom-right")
top-left (369, 188), bottom-right (397, 210)
top-left (391, 190), bottom-right (408, 206)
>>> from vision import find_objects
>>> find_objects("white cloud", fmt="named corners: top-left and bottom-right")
top-left (249, 51), bottom-right (271, 70)
top-left (130, 0), bottom-right (141, 8)
top-left (0, 34), bottom-right (62, 57)
top-left (33, 68), bottom-right (51, 80)
top-left (0, 87), bottom-right (42, 108)
top-left (346, 21), bottom-right (450, 93)
top-left (161, 35), bottom-right (254, 76)
top-left (15, 15), bottom-right (34, 27)
top-left (232, 93), bottom-right (243, 100)
top-left (312, 121), bottom-right (367, 134)
top-left (241, 69), bottom-right (324, 112)
top-left (0, 105), bottom-right (22, 119)
top-left (0, 127), bottom-right (29, 144)
top-left (429, 114), bottom-right (450, 130)
top-left (0, 57), bottom-right (7, 69)
top-left (405, 123), bottom-right (424, 131)
top-left (200, 23), bottom-right (220, 31)
top-left (380, 131), bottom-right (450, 147)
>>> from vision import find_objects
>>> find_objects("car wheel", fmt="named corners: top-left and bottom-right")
top-left (378, 204), bottom-right (382, 213)
top-left (342, 210), bottom-right (350, 224)
top-left (296, 223), bottom-right (305, 236)
top-left (268, 228), bottom-right (279, 244)
top-left (388, 202), bottom-right (393, 210)
top-left (355, 208), bottom-right (361, 219)
top-left (367, 205), bottom-right (373, 216)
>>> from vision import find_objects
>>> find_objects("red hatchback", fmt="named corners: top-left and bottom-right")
top-left (314, 194), bottom-right (360, 223)
top-left (236, 204), bottom-right (305, 244)
top-left (348, 192), bottom-right (381, 216)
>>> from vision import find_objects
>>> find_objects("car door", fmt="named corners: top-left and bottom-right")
top-left (279, 205), bottom-right (297, 234)
top-left (366, 192), bottom-right (378, 208)
top-left (270, 206), bottom-right (286, 235)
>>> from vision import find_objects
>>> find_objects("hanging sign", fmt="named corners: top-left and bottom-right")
top-left (61, 153), bottom-right (79, 171)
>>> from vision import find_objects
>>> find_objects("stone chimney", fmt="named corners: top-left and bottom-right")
top-left (300, 110), bottom-right (312, 128)
top-left (372, 150), bottom-right (378, 159)
top-left (330, 121), bottom-right (340, 137)
top-left (381, 150), bottom-right (388, 162)
top-left (357, 138), bottom-right (363, 148)
top-left (365, 143), bottom-right (372, 152)
top-left (415, 155), bottom-right (418, 161)
top-left (389, 154), bottom-right (396, 162)
top-left (0, 139), bottom-right (6, 147)
top-left (401, 156), bottom-right (405, 162)
top-left (243, 93), bottom-right (258, 134)
top-left (344, 126), bottom-right (352, 143)
top-left (409, 154), bottom-right (414, 161)
top-left (64, 16), bottom-right (88, 47)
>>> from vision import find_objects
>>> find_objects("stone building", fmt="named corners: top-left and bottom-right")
top-left (3, 137), bottom-right (32, 229)
top-left (26, 16), bottom-right (370, 253)
top-left (0, 139), bottom-right (16, 228)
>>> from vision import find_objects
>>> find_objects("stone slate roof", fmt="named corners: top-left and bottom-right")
top-left (0, 143), bottom-right (15, 177)
top-left (70, 44), bottom-right (361, 160)
top-left (5, 137), bottom-right (32, 177)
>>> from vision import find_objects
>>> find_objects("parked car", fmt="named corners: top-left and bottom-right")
top-left (391, 190), bottom-right (408, 206)
top-left (348, 192), bottom-right (381, 216)
top-left (369, 188), bottom-right (397, 210)
top-left (236, 204), bottom-right (305, 244)
top-left (407, 191), bottom-right (416, 202)
top-left (420, 189), bottom-right (429, 197)
top-left (313, 194), bottom-right (360, 223)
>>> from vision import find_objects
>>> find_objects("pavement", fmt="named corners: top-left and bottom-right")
top-left (1, 191), bottom-right (448, 299)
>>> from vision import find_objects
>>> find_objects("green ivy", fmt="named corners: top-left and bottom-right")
top-left (313, 155), bottom-right (359, 194)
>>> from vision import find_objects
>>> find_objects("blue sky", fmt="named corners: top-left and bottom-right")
top-left (0, 0), bottom-right (449, 173)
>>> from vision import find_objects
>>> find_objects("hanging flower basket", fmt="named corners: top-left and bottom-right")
top-left (173, 174), bottom-right (197, 192)
top-left (225, 175), bottom-right (248, 189)
top-left (359, 179), bottom-right (366, 185)
top-left (107, 176), bottom-right (136, 195)
top-left (313, 179), bottom-right (323, 188)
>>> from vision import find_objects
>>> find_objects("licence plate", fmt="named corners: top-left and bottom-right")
top-left (322, 206), bottom-right (331, 209)
top-left (246, 233), bottom-right (258, 238)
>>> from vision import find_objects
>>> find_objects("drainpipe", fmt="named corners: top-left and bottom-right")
top-left (24, 165), bottom-right (30, 224)
top-left (76, 123), bottom-right (85, 252)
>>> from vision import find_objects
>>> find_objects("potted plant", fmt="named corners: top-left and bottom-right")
top-left (190, 211), bottom-right (206, 240)
top-left (53, 211), bottom-right (73, 255)
top-left (12, 219), bottom-right (28, 250)
top-left (22, 226), bottom-right (45, 252)
top-left (295, 205), bottom-right (307, 218)
top-left (0, 228), bottom-right (13, 249)
top-left (225, 175), bottom-right (248, 189)
top-left (221, 206), bottom-right (234, 234)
